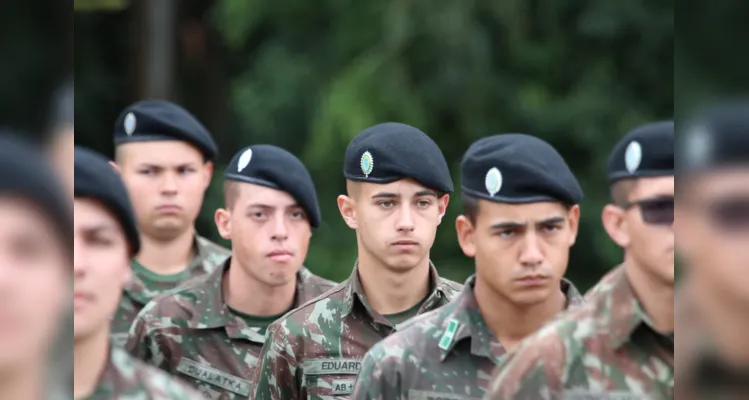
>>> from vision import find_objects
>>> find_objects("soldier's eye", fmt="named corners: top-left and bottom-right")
top-left (378, 201), bottom-right (395, 209)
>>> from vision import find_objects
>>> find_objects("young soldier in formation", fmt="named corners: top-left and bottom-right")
top-left (126, 145), bottom-right (336, 399)
top-left (251, 122), bottom-right (463, 399)
top-left (109, 100), bottom-right (231, 346)
top-left (352, 133), bottom-right (585, 400)
top-left (73, 146), bottom-right (204, 399)
top-left (0, 136), bottom-right (72, 400)
top-left (673, 104), bottom-right (749, 399)
top-left (485, 122), bottom-right (675, 399)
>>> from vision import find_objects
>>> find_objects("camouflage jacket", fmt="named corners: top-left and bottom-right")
top-left (484, 266), bottom-right (674, 400)
top-left (674, 285), bottom-right (749, 400)
top-left (351, 275), bottom-right (584, 400)
top-left (125, 257), bottom-right (336, 399)
top-left (82, 346), bottom-right (204, 400)
top-left (111, 235), bottom-right (230, 347)
top-left (250, 262), bottom-right (463, 400)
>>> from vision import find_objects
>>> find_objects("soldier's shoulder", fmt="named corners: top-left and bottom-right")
top-left (436, 277), bottom-right (463, 300)
top-left (196, 235), bottom-right (232, 258)
top-left (371, 302), bottom-right (453, 360)
top-left (271, 280), bottom-right (349, 331)
top-left (298, 267), bottom-right (338, 294)
top-left (139, 274), bottom-right (213, 322)
top-left (514, 303), bottom-right (601, 360)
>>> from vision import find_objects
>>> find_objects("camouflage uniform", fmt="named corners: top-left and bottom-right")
top-left (484, 266), bottom-right (674, 400)
top-left (674, 289), bottom-right (749, 400)
top-left (125, 257), bottom-right (336, 399)
top-left (351, 275), bottom-right (584, 400)
top-left (82, 346), bottom-right (204, 400)
top-left (251, 262), bottom-right (462, 400)
top-left (111, 235), bottom-right (230, 347)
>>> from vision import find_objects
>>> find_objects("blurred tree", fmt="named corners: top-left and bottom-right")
top-left (75, 0), bottom-right (673, 291)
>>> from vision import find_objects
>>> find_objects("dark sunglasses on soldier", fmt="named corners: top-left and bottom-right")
top-left (620, 196), bottom-right (674, 226)
top-left (705, 196), bottom-right (749, 232)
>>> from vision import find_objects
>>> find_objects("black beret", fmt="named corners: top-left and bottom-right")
top-left (461, 134), bottom-right (583, 205)
top-left (677, 101), bottom-right (749, 174)
top-left (113, 100), bottom-right (218, 162)
top-left (343, 122), bottom-right (453, 194)
top-left (225, 145), bottom-right (322, 228)
top-left (74, 146), bottom-right (140, 255)
top-left (607, 121), bottom-right (674, 183)
top-left (0, 134), bottom-right (71, 244)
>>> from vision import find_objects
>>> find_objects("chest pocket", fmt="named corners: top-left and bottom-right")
top-left (302, 358), bottom-right (362, 399)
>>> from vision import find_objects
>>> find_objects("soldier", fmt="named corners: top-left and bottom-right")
top-left (251, 122), bottom-right (463, 400)
top-left (0, 135), bottom-right (71, 399)
top-left (673, 104), bottom-right (749, 398)
top-left (125, 145), bottom-right (337, 399)
top-left (484, 122), bottom-right (675, 399)
top-left (109, 100), bottom-right (231, 346)
top-left (73, 146), bottom-right (204, 399)
top-left (351, 133), bottom-right (586, 400)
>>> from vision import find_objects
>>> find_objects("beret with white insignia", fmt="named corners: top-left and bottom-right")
top-left (461, 134), bottom-right (582, 205)
top-left (343, 122), bottom-right (453, 194)
top-left (607, 121), bottom-right (674, 183)
top-left (225, 145), bottom-right (322, 228)
top-left (113, 100), bottom-right (218, 162)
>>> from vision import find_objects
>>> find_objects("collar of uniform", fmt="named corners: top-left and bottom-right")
top-left (339, 260), bottom-right (449, 321)
top-left (595, 265), bottom-right (651, 349)
top-left (123, 234), bottom-right (220, 305)
top-left (561, 277), bottom-right (585, 308)
top-left (437, 275), bottom-right (503, 363)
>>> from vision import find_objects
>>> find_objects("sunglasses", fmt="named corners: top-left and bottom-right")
top-left (620, 196), bottom-right (674, 225)
top-left (703, 197), bottom-right (749, 232)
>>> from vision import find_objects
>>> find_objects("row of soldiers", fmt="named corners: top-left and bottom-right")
top-left (0, 91), bottom-right (744, 399)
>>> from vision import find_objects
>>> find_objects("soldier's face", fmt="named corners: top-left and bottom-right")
top-left (73, 198), bottom-right (131, 341)
top-left (115, 141), bottom-right (212, 241)
top-left (0, 197), bottom-right (67, 371)
top-left (457, 201), bottom-right (578, 305)
top-left (676, 169), bottom-right (749, 302)
top-left (48, 129), bottom-right (74, 196)
top-left (339, 179), bottom-right (449, 272)
top-left (217, 183), bottom-right (311, 287)
top-left (603, 177), bottom-right (675, 285)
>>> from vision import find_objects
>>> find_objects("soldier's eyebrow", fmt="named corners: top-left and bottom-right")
top-left (489, 216), bottom-right (566, 230)
top-left (371, 192), bottom-right (399, 199)
top-left (80, 224), bottom-right (118, 234)
top-left (371, 190), bottom-right (437, 199)
top-left (537, 216), bottom-right (565, 226)
top-left (414, 190), bottom-right (438, 198)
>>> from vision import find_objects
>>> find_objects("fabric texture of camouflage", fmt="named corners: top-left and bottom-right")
top-left (125, 257), bottom-right (336, 399)
top-left (250, 262), bottom-right (463, 400)
top-left (351, 275), bottom-right (584, 400)
top-left (674, 286), bottom-right (749, 400)
top-left (81, 346), bottom-right (205, 400)
top-left (484, 266), bottom-right (674, 400)
top-left (111, 235), bottom-right (230, 348)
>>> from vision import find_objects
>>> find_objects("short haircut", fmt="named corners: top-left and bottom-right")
top-left (610, 179), bottom-right (638, 205)
top-left (346, 180), bottom-right (360, 199)
top-left (461, 192), bottom-right (480, 225)
top-left (224, 181), bottom-right (241, 209)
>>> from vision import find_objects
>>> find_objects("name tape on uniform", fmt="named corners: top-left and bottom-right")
top-left (408, 390), bottom-right (481, 400)
top-left (176, 357), bottom-right (251, 397)
top-left (302, 358), bottom-right (362, 375)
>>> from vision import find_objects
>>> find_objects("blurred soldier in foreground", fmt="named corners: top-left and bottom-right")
top-left (673, 103), bottom-right (749, 399)
top-left (126, 145), bottom-right (336, 399)
top-left (484, 122), bottom-right (675, 399)
top-left (352, 134), bottom-right (585, 400)
top-left (0, 136), bottom-right (71, 400)
top-left (73, 146), bottom-right (204, 399)
top-left (252, 123), bottom-right (463, 399)
top-left (109, 100), bottom-right (230, 346)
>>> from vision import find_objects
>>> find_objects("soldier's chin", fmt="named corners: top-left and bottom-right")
top-left (383, 255), bottom-right (421, 272)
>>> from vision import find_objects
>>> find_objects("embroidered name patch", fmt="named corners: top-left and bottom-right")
top-left (176, 357), bottom-right (250, 396)
top-left (408, 390), bottom-right (481, 400)
top-left (302, 358), bottom-right (362, 375)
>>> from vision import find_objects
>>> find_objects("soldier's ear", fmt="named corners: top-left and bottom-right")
top-left (455, 215), bottom-right (477, 258)
top-left (215, 208), bottom-right (232, 239)
top-left (109, 161), bottom-right (121, 174)
top-left (602, 204), bottom-right (629, 248)
top-left (337, 194), bottom-right (358, 230)
top-left (437, 194), bottom-right (450, 225)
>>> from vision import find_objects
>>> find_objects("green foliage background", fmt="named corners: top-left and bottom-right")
top-left (75, 0), bottom-right (673, 291)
